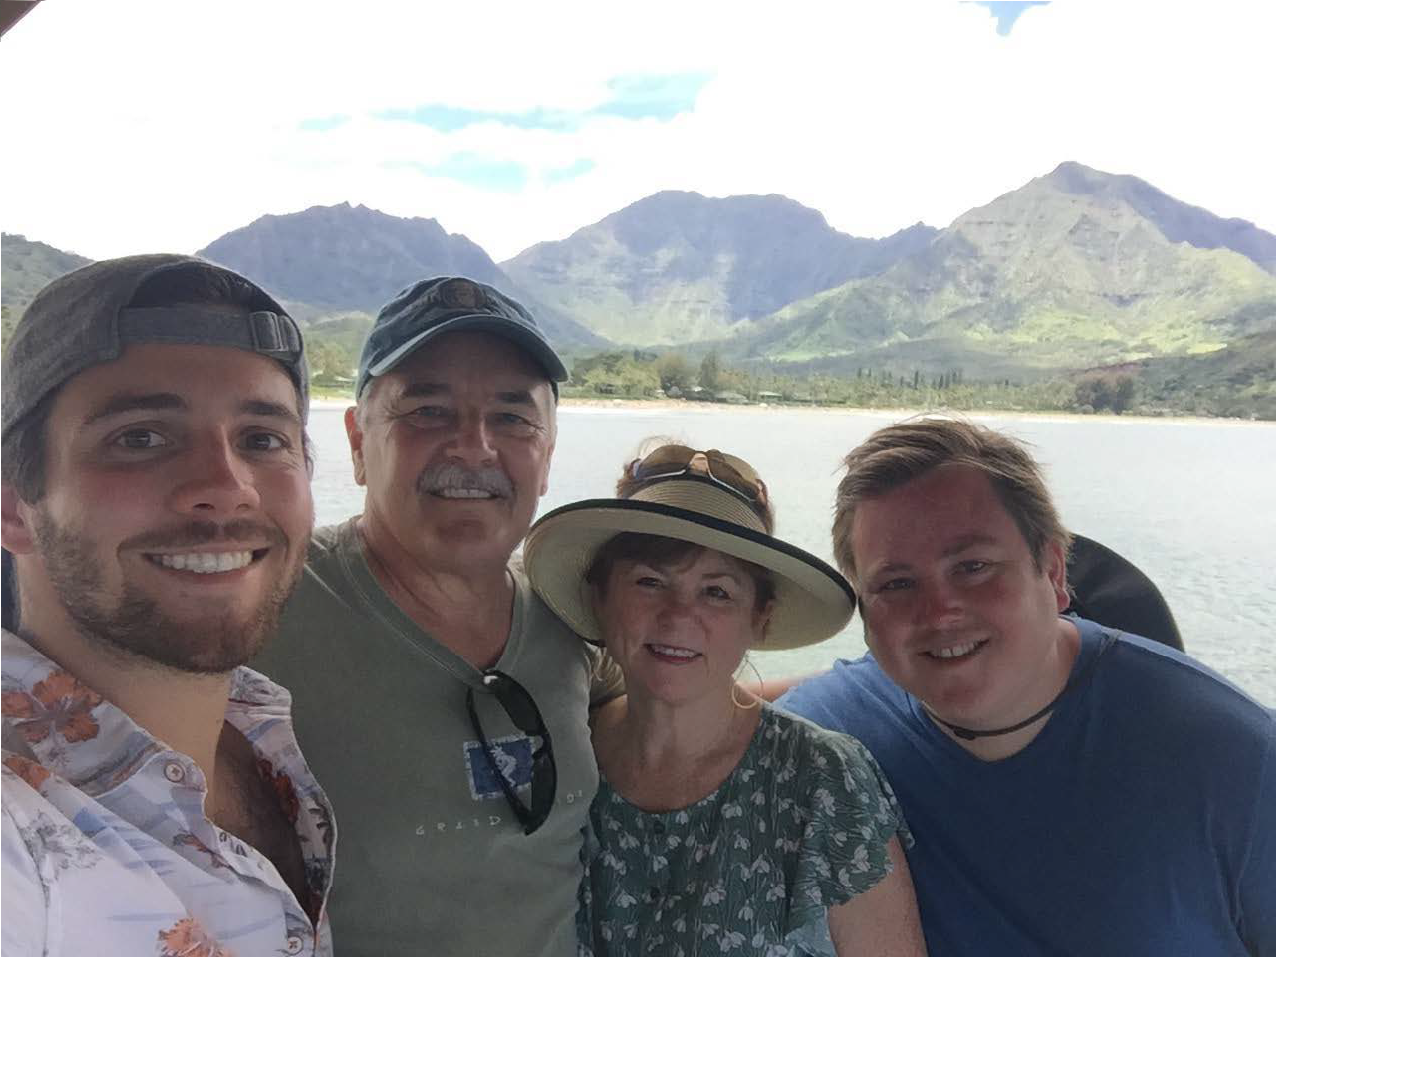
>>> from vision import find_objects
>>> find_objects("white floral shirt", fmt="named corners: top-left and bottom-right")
top-left (1, 631), bottom-right (337, 956)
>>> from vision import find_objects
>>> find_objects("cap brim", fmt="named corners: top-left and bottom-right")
top-left (524, 498), bottom-right (855, 651)
top-left (365, 313), bottom-right (568, 386)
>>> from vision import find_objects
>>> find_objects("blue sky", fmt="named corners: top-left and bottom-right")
top-left (1, 1), bottom-right (1288, 262)
top-left (972, 1), bottom-right (1051, 36)
top-left (376, 73), bottom-right (713, 138)
top-left (366, 74), bottom-right (711, 193)
top-left (409, 153), bottom-right (528, 192)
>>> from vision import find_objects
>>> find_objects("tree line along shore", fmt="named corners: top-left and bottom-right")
top-left (309, 332), bottom-right (1276, 422)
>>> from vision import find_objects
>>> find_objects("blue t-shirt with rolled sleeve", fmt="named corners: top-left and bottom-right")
top-left (777, 617), bottom-right (1275, 956)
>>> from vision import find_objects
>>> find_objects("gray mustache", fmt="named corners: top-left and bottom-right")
top-left (417, 463), bottom-right (513, 497)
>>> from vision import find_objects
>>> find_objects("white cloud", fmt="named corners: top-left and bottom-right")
top-left (1, 0), bottom-right (1284, 262)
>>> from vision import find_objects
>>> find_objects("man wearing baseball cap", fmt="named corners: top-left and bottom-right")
top-left (1, 254), bottom-right (335, 955)
top-left (252, 277), bottom-right (621, 955)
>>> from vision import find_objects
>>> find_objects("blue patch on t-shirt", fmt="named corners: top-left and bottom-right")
top-left (464, 735), bottom-right (534, 801)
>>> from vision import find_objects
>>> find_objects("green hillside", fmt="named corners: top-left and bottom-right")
top-left (562, 329), bottom-right (1274, 420)
top-left (2, 233), bottom-right (93, 348)
top-left (303, 313), bottom-right (375, 392)
top-left (1072, 330), bottom-right (1276, 420)
top-left (198, 203), bottom-right (605, 349)
top-left (717, 163), bottom-right (1275, 372)
top-left (502, 192), bottom-right (937, 346)
top-left (4, 163), bottom-right (1276, 418)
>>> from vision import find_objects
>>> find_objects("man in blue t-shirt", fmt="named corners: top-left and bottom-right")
top-left (777, 419), bottom-right (1274, 956)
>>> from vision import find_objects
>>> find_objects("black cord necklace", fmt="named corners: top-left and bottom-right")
top-left (920, 700), bottom-right (1057, 741)
top-left (920, 629), bottom-right (1119, 743)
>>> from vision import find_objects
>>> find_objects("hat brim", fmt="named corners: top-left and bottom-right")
top-left (524, 498), bottom-right (855, 651)
top-left (365, 313), bottom-right (568, 387)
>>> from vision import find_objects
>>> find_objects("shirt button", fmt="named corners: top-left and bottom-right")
top-left (163, 761), bottom-right (185, 784)
top-left (649, 886), bottom-right (662, 901)
top-left (652, 820), bottom-right (665, 834)
top-left (287, 934), bottom-right (304, 954)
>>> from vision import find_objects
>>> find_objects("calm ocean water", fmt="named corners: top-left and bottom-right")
top-left (308, 405), bottom-right (1276, 706)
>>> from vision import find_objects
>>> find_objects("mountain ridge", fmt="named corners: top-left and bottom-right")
top-left (703, 162), bottom-right (1275, 369)
top-left (1043, 161), bottom-right (1275, 274)
top-left (196, 203), bottom-right (606, 348)
top-left (4, 161), bottom-right (1275, 387)
top-left (501, 190), bottom-right (940, 346)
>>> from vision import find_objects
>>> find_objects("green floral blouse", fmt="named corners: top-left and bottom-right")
top-left (581, 705), bottom-right (912, 956)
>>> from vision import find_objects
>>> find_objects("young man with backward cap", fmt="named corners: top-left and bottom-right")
top-left (1, 254), bottom-right (335, 956)
top-left (251, 277), bottom-right (622, 955)
top-left (777, 418), bottom-right (1275, 955)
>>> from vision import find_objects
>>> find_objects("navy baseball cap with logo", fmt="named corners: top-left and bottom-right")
top-left (356, 277), bottom-right (568, 399)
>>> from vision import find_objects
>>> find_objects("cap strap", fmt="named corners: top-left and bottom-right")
top-left (247, 310), bottom-right (303, 356)
top-left (118, 307), bottom-right (303, 361)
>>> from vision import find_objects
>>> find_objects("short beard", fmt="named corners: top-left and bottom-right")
top-left (30, 513), bottom-right (307, 676)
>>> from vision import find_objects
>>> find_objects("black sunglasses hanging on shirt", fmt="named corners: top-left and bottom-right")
top-left (466, 669), bottom-right (557, 835)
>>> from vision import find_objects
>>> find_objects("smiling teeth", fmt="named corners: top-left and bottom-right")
top-left (649, 644), bottom-right (698, 659)
top-left (155, 551), bottom-right (254, 574)
top-left (929, 641), bottom-right (984, 660)
top-left (433, 488), bottom-right (494, 499)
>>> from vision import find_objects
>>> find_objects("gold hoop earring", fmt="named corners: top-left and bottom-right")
top-left (732, 654), bottom-right (762, 710)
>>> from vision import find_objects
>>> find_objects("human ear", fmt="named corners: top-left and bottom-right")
top-left (754, 600), bottom-right (775, 643)
top-left (344, 406), bottom-right (367, 487)
top-left (539, 395), bottom-right (557, 497)
top-left (1046, 542), bottom-right (1069, 612)
top-left (1, 483), bottom-right (38, 555)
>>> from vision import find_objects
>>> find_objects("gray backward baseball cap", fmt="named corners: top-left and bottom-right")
top-left (356, 276), bottom-right (567, 399)
top-left (2, 253), bottom-right (308, 439)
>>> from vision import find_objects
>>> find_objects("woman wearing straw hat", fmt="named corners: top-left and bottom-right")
top-left (524, 442), bottom-right (924, 955)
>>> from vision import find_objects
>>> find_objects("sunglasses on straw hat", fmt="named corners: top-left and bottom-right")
top-left (523, 445), bottom-right (855, 651)
top-left (630, 445), bottom-right (768, 512)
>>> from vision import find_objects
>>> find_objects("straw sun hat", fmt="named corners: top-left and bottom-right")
top-left (523, 449), bottom-right (855, 651)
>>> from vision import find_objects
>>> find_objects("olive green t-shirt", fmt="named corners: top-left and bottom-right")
top-left (252, 519), bottom-right (620, 955)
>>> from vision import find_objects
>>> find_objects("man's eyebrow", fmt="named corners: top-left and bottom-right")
top-left (493, 390), bottom-right (538, 406)
top-left (241, 399), bottom-right (301, 422)
top-left (943, 533), bottom-right (998, 554)
top-left (864, 534), bottom-right (1000, 576)
top-left (394, 382), bottom-right (539, 407)
top-left (82, 393), bottom-right (185, 426)
top-left (394, 382), bottom-right (453, 400)
top-left (83, 394), bottom-right (300, 426)
top-left (867, 561), bottom-right (913, 575)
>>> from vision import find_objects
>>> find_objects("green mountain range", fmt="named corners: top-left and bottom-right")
top-left (2, 162), bottom-right (1275, 415)
top-left (1, 234), bottom-right (92, 345)
top-left (1, 234), bottom-right (91, 305)
top-left (705, 162), bottom-right (1274, 373)
top-left (502, 191), bottom-right (938, 346)
top-left (195, 203), bottom-right (606, 349)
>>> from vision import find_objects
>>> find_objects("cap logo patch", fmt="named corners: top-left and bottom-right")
top-left (439, 279), bottom-right (487, 310)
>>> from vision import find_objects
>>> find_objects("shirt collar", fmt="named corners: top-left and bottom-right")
top-left (1, 629), bottom-right (294, 796)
